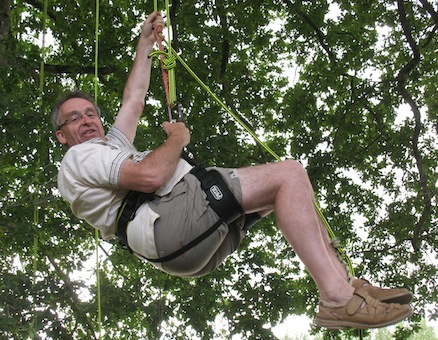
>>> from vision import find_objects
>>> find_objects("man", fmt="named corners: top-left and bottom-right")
top-left (53, 11), bottom-right (413, 329)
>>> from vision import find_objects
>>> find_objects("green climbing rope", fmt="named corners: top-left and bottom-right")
top-left (30, 0), bottom-right (48, 336)
top-left (164, 0), bottom-right (176, 106)
top-left (94, 0), bottom-right (102, 337)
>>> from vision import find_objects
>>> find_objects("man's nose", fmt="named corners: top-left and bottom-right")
top-left (80, 114), bottom-right (93, 124)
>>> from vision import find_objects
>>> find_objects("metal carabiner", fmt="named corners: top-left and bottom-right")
top-left (168, 102), bottom-right (184, 123)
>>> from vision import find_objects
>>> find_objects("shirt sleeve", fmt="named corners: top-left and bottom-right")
top-left (59, 142), bottom-right (133, 190)
top-left (57, 141), bottom-right (133, 234)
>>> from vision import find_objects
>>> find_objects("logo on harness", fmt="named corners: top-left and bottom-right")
top-left (210, 185), bottom-right (223, 200)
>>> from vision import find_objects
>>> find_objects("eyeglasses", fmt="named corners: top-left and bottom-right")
top-left (58, 110), bottom-right (99, 130)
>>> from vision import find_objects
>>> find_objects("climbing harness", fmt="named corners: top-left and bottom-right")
top-left (116, 163), bottom-right (260, 263)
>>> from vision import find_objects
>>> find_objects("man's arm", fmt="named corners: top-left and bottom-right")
top-left (119, 122), bottom-right (190, 193)
top-left (113, 11), bottom-right (163, 142)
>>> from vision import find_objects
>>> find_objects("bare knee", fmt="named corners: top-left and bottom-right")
top-left (279, 159), bottom-right (313, 191)
top-left (281, 159), bottom-right (304, 171)
top-left (279, 159), bottom-right (308, 178)
top-left (239, 160), bottom-right (312, 212)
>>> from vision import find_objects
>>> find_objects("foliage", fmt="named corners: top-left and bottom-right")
top-left (0, 0), bottom-right (436, 339)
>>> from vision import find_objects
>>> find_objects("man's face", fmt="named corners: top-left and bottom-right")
top-left (55, 98), bottom-right (105, 148)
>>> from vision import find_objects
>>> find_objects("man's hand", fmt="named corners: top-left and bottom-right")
top-left (162, 121), bottom-right (190, 148)
top-left (141, 11), bottom-right (164, 45)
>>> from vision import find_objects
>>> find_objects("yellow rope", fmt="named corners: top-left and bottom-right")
top-left (30, 0), bottom-right (48, 336)
top-left (164, 0), bottom-right (176, 106)
top-left (94, 0), bottom-right (102, 337)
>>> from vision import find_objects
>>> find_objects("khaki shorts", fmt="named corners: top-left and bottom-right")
top-left (149, 167), bottom-right (245, 278)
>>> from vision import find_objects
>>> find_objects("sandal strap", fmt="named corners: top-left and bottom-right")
top-left (354, 278), bottom-right (371, 286)
top-left (346, 287), bottom-right (379, 315)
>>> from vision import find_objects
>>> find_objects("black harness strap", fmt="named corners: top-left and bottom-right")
top-left (116, 190), bottom-right (155, 250)
top-left (189, 164), bottom-right (244, 225)
top-left (147, 219), bottom-right (223, 263)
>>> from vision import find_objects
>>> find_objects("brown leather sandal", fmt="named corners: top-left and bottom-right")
top-left (315, 287), bottom-right (413, 329)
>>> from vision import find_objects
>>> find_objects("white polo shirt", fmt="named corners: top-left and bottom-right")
top-left (57, 126), bottom-right (192, 259)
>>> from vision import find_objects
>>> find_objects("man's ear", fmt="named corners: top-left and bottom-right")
top-left (56, 130), bottom-right (67, 145)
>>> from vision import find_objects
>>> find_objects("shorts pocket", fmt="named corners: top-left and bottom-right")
top-left (157, 179), bottom-right (187, 203)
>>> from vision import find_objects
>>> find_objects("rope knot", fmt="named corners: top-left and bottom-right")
top-left (331, 237), bottom-right (343, 249)
top-left (163, 53), bottom-right (176, 69)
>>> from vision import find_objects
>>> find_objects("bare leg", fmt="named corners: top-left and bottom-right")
top-left (318, 216), bottom-right (352, 281)
top-left (238, 160), bottom-right (353, 305)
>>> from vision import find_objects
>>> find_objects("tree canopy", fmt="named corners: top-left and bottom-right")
top-left (0, 0), bottom-right (436, 339)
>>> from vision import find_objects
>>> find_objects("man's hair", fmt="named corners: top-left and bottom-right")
top-left (51, 90), bottom-right (101, 131)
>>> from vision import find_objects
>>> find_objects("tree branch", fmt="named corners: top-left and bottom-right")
top-left (47, 256), bottom-right (98, 339)
top-left (215, 0), bottom-right (229, 82)
top-left (170, 0), bottom-right (180, 51)
top-left (397, 0), bottom-right (421, 65)
top-left (419, 0), bottom-right (438, 49)
top-left (396, 0), bottom-right (432, 252)
top-left (286, 0), bottom-right (335, 62)
top-left (0, 0), bottom-right (10, 41)
top-left (214, 0), bottom-right (270, 162)
top-left (24, 0), bottom-right (59, 24)
top-left (418, 0), bottom-right (438, 25)
top-left (363, 238), bottom-right (410, 254)
top-left (363, 231), bottom-right (437, 254)
top-left (44, 63), bottom-right (116, 76)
